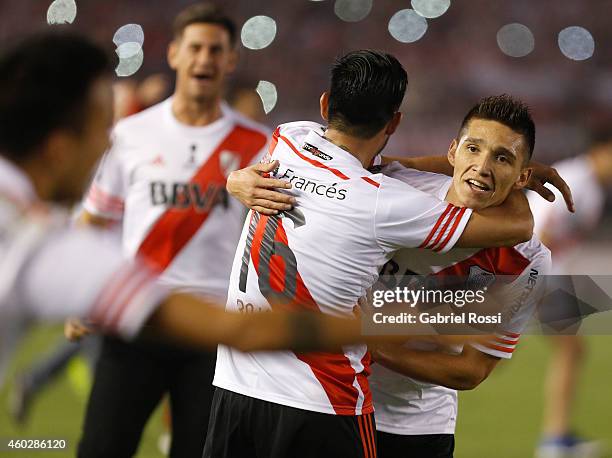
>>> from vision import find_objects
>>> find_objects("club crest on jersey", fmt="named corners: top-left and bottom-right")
top-left (466, 265), bottom-right (496, 290)
top-left (219, 151), bottom-right (241, 178)
top-left (303, 142), bottom-right (332, 161)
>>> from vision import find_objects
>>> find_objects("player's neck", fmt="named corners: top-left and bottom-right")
top-left (171, 93), bottom-right (223, 127)
top-left (444, 183), bottom-right (465, 208)
top-left (323, 128), bottom-right (382, 168)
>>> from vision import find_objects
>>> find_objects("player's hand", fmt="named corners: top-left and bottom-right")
top-left (226, 161), bottom-right (296, 215)
top-left (64, 318), bottom-right (92, 342)
top-left (527, 161), bottom-right (575, 212)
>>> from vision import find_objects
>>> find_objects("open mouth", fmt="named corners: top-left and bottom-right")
top-left (465, 178), bottom-right (492, 193)
top-left (192, 73), bottom-right (214, 82)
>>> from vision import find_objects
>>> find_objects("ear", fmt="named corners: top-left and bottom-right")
top-left (167, 40), bottom-right (179, 70)
top-left (448, 139), bottom-right (458, 166)
top-left (385, 112), bottom-right (403, 135)
top-left (320, 92), bottom-right (330, 122)
top-left (513, 166), bottom-right (533, 190)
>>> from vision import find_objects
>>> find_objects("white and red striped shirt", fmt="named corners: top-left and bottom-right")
top-left (370, 164), bottom-right (551, 435)
top-left (213, 122), bottom-right (473, 416)
top-left (83, 98), bottom-right (269, 299)
top-left (0, 156), bottom-right (166, 387)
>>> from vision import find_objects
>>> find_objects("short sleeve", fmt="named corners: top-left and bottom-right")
top-left (82, 132), bottom-right (126, 221)
top-left (375, 176), bottom-right (473, 254)
top-left (19, 227), bottom-right (167, 339)
top-left (382, 162), bottom-right (452, 197)
top-left (471, 245), bottom-right (552, 359)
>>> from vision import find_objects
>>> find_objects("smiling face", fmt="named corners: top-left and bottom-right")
top-left (168, 23), bottom-right (237, 104)
top-left (448, 118), bottom-right (532, 210)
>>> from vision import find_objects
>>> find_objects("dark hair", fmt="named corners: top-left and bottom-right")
top-left (460, 94), bottom-right (536, 160)
top-left (173, 2), bottom-right (236, 46)
top-left (328, 50), bottom-right (408, 139)
top-left (0, 31), bottom-right (111, 162)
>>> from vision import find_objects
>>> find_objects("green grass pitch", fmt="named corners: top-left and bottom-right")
top-left (1, 327), bottom-right (610, 457)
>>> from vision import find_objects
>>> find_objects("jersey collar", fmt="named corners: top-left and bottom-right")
top-left (303, 128), bottom-right (368, 171)
top-left (164, 97), bottom-right (232, 137)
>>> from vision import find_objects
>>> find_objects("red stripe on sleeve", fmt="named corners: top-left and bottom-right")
top-left (495, 337), bottom-right (519, 346)
top-left (89, 264), bottom-right (137, 324)
top-left (107, 271), bottom-right (155, 330)
top-left (427, 206), bottom-right (460, 250)
top-left (486, 343), bottom-right (515, 354)
top-left (419, 203), bottom-right (453, 249)
top-left (434, 206), bottom-right (468, 252)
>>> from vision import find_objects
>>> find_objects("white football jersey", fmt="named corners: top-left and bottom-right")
top-left (213, 122), bottom-right (473, 416)
top-left (370, 164), bottom-right (551, 435)
top-left (83, 98), bottom-right (269, 299)
top-left (0, 157), bottom-right (165, 387)
top-left (527, 155), bottom-right (605, 274)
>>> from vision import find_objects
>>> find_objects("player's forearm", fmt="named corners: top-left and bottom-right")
top-left (231, 311), bottom-right (365, 352)
top-left (382, 155), bottom-right (453, 176)
top-left (148, 294), bottom-right (370, 352)
top-left (457, 190), bottom-right (533, 248)
top-left (372, 345), bottom-right (488, 391)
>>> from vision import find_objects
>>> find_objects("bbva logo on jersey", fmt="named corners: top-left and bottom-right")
top-left (150, 182), bottom-right (228, 211)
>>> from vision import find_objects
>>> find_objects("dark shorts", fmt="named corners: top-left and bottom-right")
top-left (78, 336), bottom-right (217, 458)
top-left (203, 387), bottom-right (378, 458)
top-left (377, 431), bottom-right (455, 458)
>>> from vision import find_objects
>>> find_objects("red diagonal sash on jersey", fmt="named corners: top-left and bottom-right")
top-left (137, 126), bottom-right (266, 271)
top-left (434, 246), bottom-right (530, 279)
top-left (249, 213), bottom-right (372, 415)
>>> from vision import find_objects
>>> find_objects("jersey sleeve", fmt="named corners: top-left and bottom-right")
top-left (374, 176), bottom-right (473, 254)
top-left (82, 131), bottom-right (126, 221)
top-left (382, 162), bottom-right (452, 197)
top-left (470, 245), bottom-right (552, 359)
top-left (18, 227), bottom-right (168, 339)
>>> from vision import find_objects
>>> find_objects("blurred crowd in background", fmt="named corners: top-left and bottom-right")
top-left (2, 0), bottom-right (611, 220)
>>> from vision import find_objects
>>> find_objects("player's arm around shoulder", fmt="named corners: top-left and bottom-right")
top-left (148, 294), bottom-right (369, 353)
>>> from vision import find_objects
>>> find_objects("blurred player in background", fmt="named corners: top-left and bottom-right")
top-left (75, 3), bottom-right (273, 458)
top-left (205, 50), bottom-right (539, 458)
top-left (8, 70), bottom-right (171, 427)
top-left (0, 31), bottom-right (377, 396)
top-left (530, 135), bottom-right (612, 458)
top-left (369, 95), bottom-right (551, 458)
